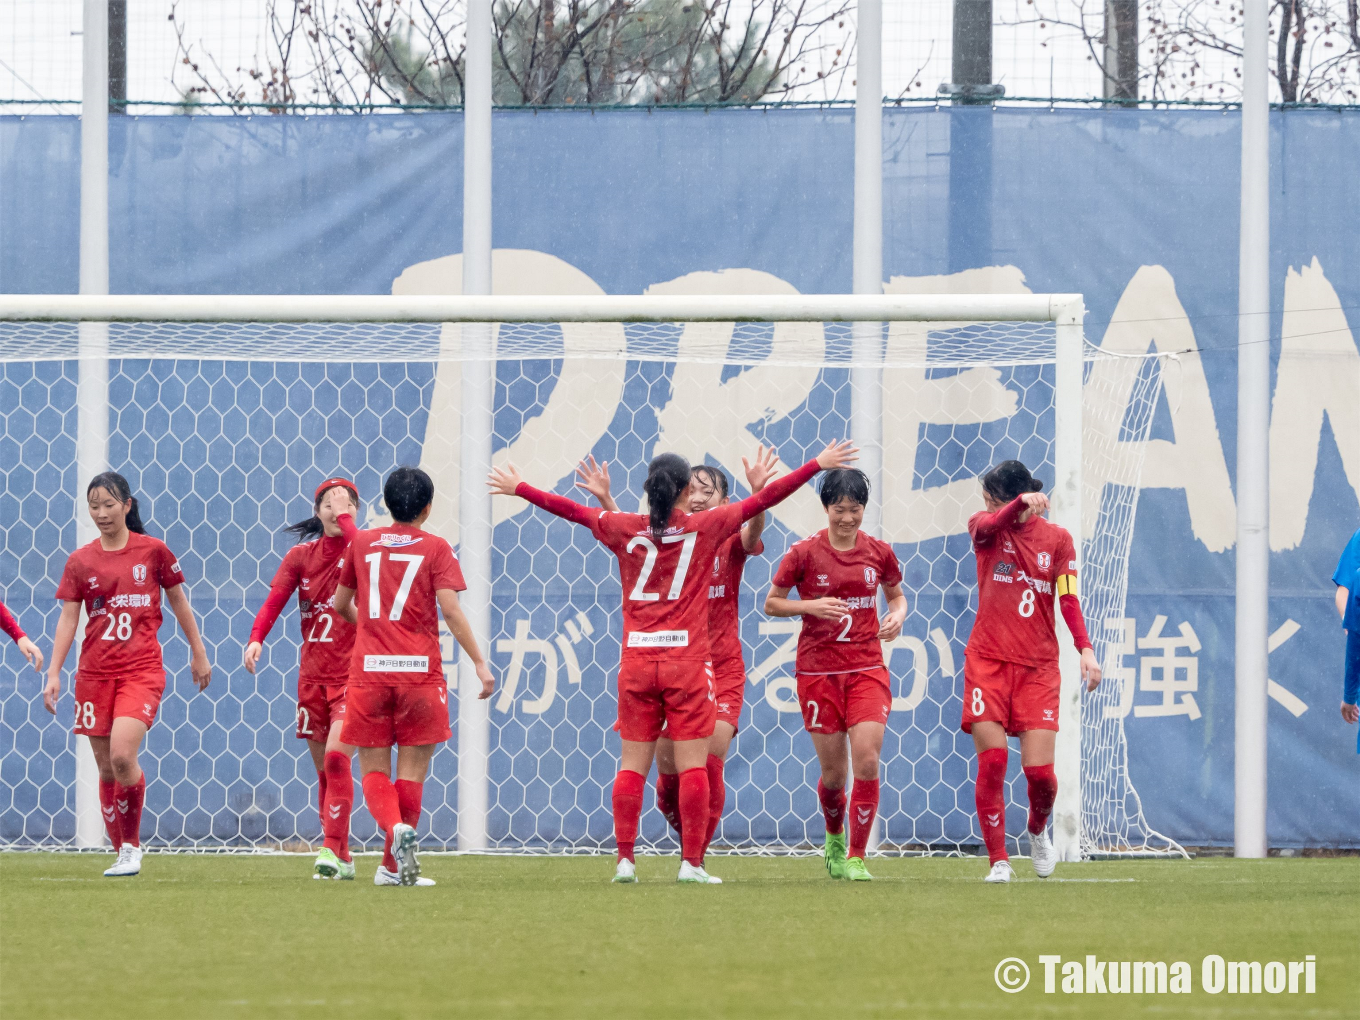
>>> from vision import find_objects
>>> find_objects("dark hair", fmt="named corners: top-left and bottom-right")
top-left (86, 471), bottom-right (147, 534)
top-left (283, 482), bottom-right (360, 542)
top-left (690, 464), bottom-right (729, 501)
top-left (981, 459), bottom-right (1044, 503)
top-left (818, 468), bottom-right (870, 508)
top-left (384, 466), bottom-right (435, 524)
top-left (644, 453), bottom-right (691, 538)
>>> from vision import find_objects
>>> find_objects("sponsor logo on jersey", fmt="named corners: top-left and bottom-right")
top-left (376, 533), bottom-right (424, 548)
top-left (92, 596), bottom-right (105, 611)
top-left (1017, 571), bottom-right (1053, 595)
top-left (992, 561), bottom-right (1015, 583)
top-left (708, 584), bottom-right (727, 599)
top-left (845, 595), bottom-right (877, 609)
top-left (864, 567), bottom-right (877, 585)
top-left (363, 654), bottom-right (430, 672)
top-left (1037, 552), bottom-right (1051, 570)
top-left (626, 629), bottom-right (689, 647)
top-left (300, 599), bottom-right (313, 613)
top-left (1068, 560), bottom-right (1077, 569)
top-left (132, 564), bottom-right (147, 584)
top-left (170, 561), bottom-right (182, 574)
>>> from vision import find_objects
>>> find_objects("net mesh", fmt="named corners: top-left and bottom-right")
top-left (0, 316), bottom-right (1179, 857)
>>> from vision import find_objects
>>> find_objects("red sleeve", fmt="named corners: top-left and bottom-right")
top-left (0, 600), bottom-right (25, 643)
top-left (431, 540), bottom-right (467, 593)
top-left (1059, 593), bottom-right (1093, 652)
top-left (158, 542), bottom-right (184, 589)
top-left (249, 548), bottom-right (302, 644)
top-left (339, 537), bottom-right (360, 589)
top-left (336, 513), bottom-right (359, 542)
top-left (733, 460), bottom-right (820, 522)
top-left (515, 483), bottom-right (602, 529)
top-left (968, 497), bottom-right (1027, 546)
top-left (772, 545), bottom-right (804, 590)
top-left (880, 541), bottom-right (903, 588)
top-left (54, 553), bottom-right (82, 603)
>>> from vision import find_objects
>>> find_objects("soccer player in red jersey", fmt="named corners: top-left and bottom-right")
top-left (43, 472), bottom-right (212, 876)
top-left (490, 441), bottom-right (856, 884)
top-left (333, 467), bottom-right (494, 886)
top-left (574, 454), bottom-right (777, 865)
top-left (963, 460), bottom-right (1101, 883)
top-left (765, 468), bottom-right (906, 882)
top-left (1, 598), bottom-right (44, 673)
top-left (244, 478), bottom-right (362, 880)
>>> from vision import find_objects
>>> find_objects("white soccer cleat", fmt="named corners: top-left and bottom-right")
top-left (984, 859), bottom-right (1015, 884)
top-left (374, 865), bottom-right (435, 887)
top-left (676, 861), bottom-right (722, 884)
top-left (1028, 828), bottom-right (1057, 879)
top-left (612, 859), bottom-right (637, 883)
top-left (390, 823), bottom-right (421, 886)
top-left (103, 845), bottom-right (143, 877)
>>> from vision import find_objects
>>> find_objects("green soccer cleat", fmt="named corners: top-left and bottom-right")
top-left (823, 831), bottom-right (848, 880)
top-left (313, 847), bottom-right (345, 880)
top-left (844, 855), bottom-right (874, 882)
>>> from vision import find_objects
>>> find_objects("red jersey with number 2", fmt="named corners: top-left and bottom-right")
top-left (707, 532), bottom-right (761, 670)
top-left (263, 534), bottom-right (356, 682)
top-left (773, 530), bottom-right (902, 675)
top-left (54, 533), bottom-right (184, 680)
top-left (966, 509), bottom-right (1077, 668)
top-left (338, 524), bottom-right (465, 687)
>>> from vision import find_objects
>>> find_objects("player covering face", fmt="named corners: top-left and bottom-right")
top-left (964, 460), bottom-right (1101, 883)
top-left (244, 478), bottom-right (362, 881)
top-left (333, 467), bottom-right (494, 886)
top-left (574, 456), bottom-right (775, 868)
top-left (764, 469), bottom-right (907, 881)
top-left (44, 472), bottom-right (213, 877)
top-left (491, 441), bottom-right (857, 885)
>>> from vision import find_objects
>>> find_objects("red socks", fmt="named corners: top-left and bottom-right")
top-left (361, 771), bottom-right (402, 871)
top-left (848, 778), bottom-right (880, 859)
top-left (655, 771), bottom-right (681, 840)
top-left (99, 778), bottom-right (122, 850)
top-left (317, 769), bottom-right (328, 828)
top-left (976, 747), bottom-right (1010, 864)
top-left (395, 779), bottom-right (423, 829)
top-left (1024, 763), bottom-right (1058, 835)
top-left (701, 754), bottom-right (725, 861)
top-left (818, 779), bottom-right (846, 835)
top-left (677, 767), bottom-right (710, 866)
top-left (613, 769), bottom-right (645, 862)
top-left (113, 774), bottom-right (145, 848)
top-left (322, 752), bottom-right (353, 862)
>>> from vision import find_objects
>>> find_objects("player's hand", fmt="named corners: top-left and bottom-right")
top-left (191, 651), bottom-right (213, 691)
top-left (574, 456), bottom-right (613, 504)
top-left (16, 636), bottom-right (44, 673)
top-left (1080, 647), bottom-right (1102, 691)
top-left (243, 641), bottom-right (263, 674)
top-left (742, 444), bottom-right (779, 493)
top-left (803, 597), bottom-right (852, 622)
top-left (877, 611), bottom-right (905, 642)
top-left (42, 673), bottom-right (60, 715)
top-left (1342, 702), bottom-right (1359, 725)
top-left (475, 661), bottom-right (495, 700)
top-left (487, 462), bottom-right (525, 496)
top-left (815, 440), bottom-right (859, 471)
top-left (1020, 491), bottom-right (1050, 515)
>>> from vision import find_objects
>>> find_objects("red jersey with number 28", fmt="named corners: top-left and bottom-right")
top-left (338, 524), bottom-right (465, 687)
top-left (54, 533), bottom-right (184, 680)
top-left (773, 530), bottom-right (902, 675)
top-left (966, 505), bottom-right (1078, 668)
top-left (706, 532), bottom-right (762, 670)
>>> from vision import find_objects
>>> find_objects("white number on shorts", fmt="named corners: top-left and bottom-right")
top-left (625, 532), bottom-right (697, 602)
top-left (100, 612), bottom-right (132, 642)
top-left (836, 613), bottom-right (853, 642)
top-left (297, 705), bottom-right (313, 736)
top-left (806, 699), bottom-right (821, 729)
top-left (970, 688), bottom-right (985, 716)
top-left (1018, 589), bottom-right (1036, 618)
top-left (307, 613), bottom-right (333, 643)
top-left (76, 700), bottom-right (97, 730)
top-left (363, 551), bottom-right (426, 621)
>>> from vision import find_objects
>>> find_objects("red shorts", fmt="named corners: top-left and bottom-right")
top-left (616, 659), bottom-right (716, 743)
top-left (796, 668), bottom-right (891, 734)
top-left (712, 661), bottom-right (746, 733)
top-left (296, 681), bottom-right (346, 741)
top-left (340, 684), bottom-right (451, 747)
top-left (73, 673), bottom-right (166, 736)
top-left (961, 653), bottom-right (1061, 736)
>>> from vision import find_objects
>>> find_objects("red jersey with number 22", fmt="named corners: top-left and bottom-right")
top-left (54, 533), bottom-right (184, 680)
top-left (707, 532), bottom-right (762, 670)
top-left (773, 531), bottom-right (902, 675)
top-left (263, 534), bottom-right (356, 682)
top-left (338, 524), bottom-right (465, 687)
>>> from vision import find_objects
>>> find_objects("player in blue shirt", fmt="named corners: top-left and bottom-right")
top-left (1332, 527), bottom-right (1359, 751)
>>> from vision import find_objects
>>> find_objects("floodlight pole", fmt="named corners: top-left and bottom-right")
top-left (1235, 0), bottom-right (1270, 860)
top-left (458, 0), bottom-right (493, 852)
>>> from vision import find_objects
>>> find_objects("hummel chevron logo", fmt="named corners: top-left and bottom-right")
top-left (856, 806), bottom-right (873, 825)
top-left (986, 812), bottom-right (1001, 827)
top-left (328, 804), bottom-right (342, 819)
top-left (116, 799), bottom-right (129, 813)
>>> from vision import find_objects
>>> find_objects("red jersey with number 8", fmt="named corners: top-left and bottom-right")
top-left (54, 534), bottom-right (184, 680)
top-left (338, 524), bottom-right (465, 687)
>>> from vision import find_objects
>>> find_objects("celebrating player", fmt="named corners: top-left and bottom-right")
top-left (243, 478), bottom-right (361, 881)
top-left (574, 454), bottom-right (777, 865)
top-left (491, 441), bottom-right (855, 884)
top-left (963, 460), bottom-right (1101, 883)
top-left (44, 472), bottom-right (213, 876)
top-left (764, 468), bottom-right (906, 882)
top-left (1, 597), bottom-right (44, 673)
top-left (333, 467), bottom-right (494, 886)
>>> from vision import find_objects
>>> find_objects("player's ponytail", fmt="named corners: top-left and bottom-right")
top-left (86, 471), bottom-right (148, 535)
top-left (981, 460), bottom-right (1044, 503)
top-left (644, 453), bottom-right (691, 539)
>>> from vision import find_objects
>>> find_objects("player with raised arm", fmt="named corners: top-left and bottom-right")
top-left (574, 453), bottom-right (777, 865)
top-left (332, 467), bottom-right (494, 886)
top-left (491, 441), bottom-right (855, 884)
top-left (964, 460), bottom-right (1101, 883)
top-left (44, 472), bottom-right (213, 876)
top-left (1, 597), bottom-right (44, 673)
top-left (764, 469), bottom-right (906, 882)
top-left (243, 478), bottom-right (362, 881)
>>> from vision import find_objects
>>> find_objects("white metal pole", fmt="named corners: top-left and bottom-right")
top-left (1235, 0), bottom-right (1270, 860)
top-left (457, 0), bottom-right (493, 852)
top-left (1051, 299), bottom-right (1086, 862)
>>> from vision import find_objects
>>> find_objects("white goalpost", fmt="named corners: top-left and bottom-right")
top-left (0, 292), bottom-right (1182, 859)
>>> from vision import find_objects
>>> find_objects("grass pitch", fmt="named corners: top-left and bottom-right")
top-left (2, 853), bottom-right (1354, 1019)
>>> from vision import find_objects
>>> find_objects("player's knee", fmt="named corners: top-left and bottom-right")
top-left (852, 749), bottom-right (880, 780)
top-left (110, 752), bottom-right (140, 783)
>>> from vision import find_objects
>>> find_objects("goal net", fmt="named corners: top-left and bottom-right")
top-left (0, 294), bottom-right (1181, 858)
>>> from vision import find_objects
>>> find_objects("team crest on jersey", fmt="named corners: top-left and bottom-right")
top-left (864, 567), bottom-right (877, 585)
top-left (377, 533), bottom-right (423, 548)
top-left (1037, 552), bottom-right (1052, 570)
top-left (132, 564), bottom-right (147, 584)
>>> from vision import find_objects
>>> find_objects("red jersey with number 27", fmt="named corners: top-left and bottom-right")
top-left (54, 533), bottom-right (184, 680)
top-left (707, 532), bottom-right (762, 670)
top-left (338, 524), bottom-right (465, 687)
top-left (773, 530), bottom-right (902, 675)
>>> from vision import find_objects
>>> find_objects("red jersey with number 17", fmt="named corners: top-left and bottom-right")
top-left (707, 532), bottom-right (762, 670)
top-left (338, 524), bottom-right (465, 687)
